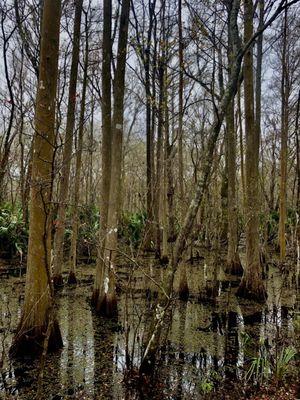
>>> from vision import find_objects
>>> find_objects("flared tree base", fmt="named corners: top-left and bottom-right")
top-left (53, 274), bottom-right (64, 289)
top-left (178, 279), bottom-right (189, 301)
top-left (236, 278), bottom-right (267, 303)
top-left (10, 319), bottom-right (63, 358)
top-left (67, 271), bottom-right (77, 285)
top-left (225, 258), bottom-right (243, 276)
top-left (91, 289), bottom-right (118, 318)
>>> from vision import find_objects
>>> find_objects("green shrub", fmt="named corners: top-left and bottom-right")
top-left (0, 204), bottom-right (28, 258)
top-left (245, 335), bottom-right (297, 386)
top-left (119, 211), bottom-right (146, 247)
top-left (273, 346), bottom-right (297, 383)
top-left (198, 378), bottom-right (214, 394)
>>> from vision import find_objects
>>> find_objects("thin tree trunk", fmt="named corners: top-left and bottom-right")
top-left (18, 48), bottom-right (26, 222)
top-left (238, 87), bottom-right (246, 207)
top-left (92, 0), bottom-right (112, 311)
top-left (53, 0), bottom-right (83, 288)
top-left (0, 12), bottom-right (16, 203)
top-left (89, 91), bottom-right (95, 207)
top-left (295, 90), bottom-right (300, 282)
top-left (154, 49), bottom-right (165, 258)
top-left (178, 0), bottom-right (184, 221)
top-left (143, 1), bottom-right (156, 251)
top-left (278, 4), bottom-right (288, 261)
top-left (161, 81), bottom-right (169, 262)
top-left (68, 10), bottom-right (89, 285)
top-left (226, 0), bottom-right (242, 275)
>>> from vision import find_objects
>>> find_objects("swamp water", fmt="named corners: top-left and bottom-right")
top-left (0, 256), bottom-right (299, 399)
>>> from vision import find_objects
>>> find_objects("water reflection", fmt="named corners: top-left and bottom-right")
top-left (0, 259), bottom-right (298, 399)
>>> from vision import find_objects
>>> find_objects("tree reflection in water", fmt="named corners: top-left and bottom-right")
top-left (0, 261), bottom-right (298, 399)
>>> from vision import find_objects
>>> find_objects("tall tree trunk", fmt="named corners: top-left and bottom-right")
top-left (238, 87), bottom-right (246, 207)
top-left (237, 0), bottom-right (266, 302)
top-left (93, 0), bottom-right (130, 317)
top-left (256, 0), bottom-right (265, 251)
top-left (88, 91), bottom-right (95, 207)
top-left (143, 1), bottom-right (156, 251)
top-left (177, 53), bottom-right (189, 299)
top-left (154, 51), bottom-right (165, 258)
top-left (92, 0), bottom-right (112, 311)
top-left (226, 0), bottom-right (242, 275)
top-left (178, 0), bottom-right (184, 221)
top-left (220, 150), bottom-right (229, 244)
top-left (18, 47), bottom-right (27, 222)
top-left (278, 4), bottom-right (288, 261)
top-left (269, 128), bottom-right (277, 214)
top-left (52, 0), bottom-right (83, 288)
top-left (68, 10), bottom-right (89, 285)
top-left (153, 1), bottom-right (167, 259)
top-left (295, 90), bottom-right (300, 283)
top-left (0, 11), bottom-right (16, 204)
top-left (161, 75), bottom-right (169, 262)
top-left (226, 96), bottom-right (242, 274)
top-left (10, 0), bottom-right (63, 357)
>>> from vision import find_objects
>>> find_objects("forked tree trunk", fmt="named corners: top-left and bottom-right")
top-left (10, 0), bottom-right (63, 357)
top-left (236, 0), bottom-right (266, 302)
top-left (53, 0), bottom-right (83, 288)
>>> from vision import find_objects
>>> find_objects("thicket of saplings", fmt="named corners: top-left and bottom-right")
top-left (0, 201), bottom-right (297, 262)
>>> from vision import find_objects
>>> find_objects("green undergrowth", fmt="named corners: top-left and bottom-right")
top-left (119, 211), bottom-right (146, 247)
top-left (0, 203), bottom-right (148, 259)
top-left (242, 333), bottom-right (298, 387)
top-left (0, 203), bottom-right (28, 258)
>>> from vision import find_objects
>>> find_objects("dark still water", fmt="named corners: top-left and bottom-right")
top-left (0, 257), bottom-right (299, 399)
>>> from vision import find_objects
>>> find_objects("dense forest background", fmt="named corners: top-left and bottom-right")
top-left (0, 0), bottom-right (300, 399)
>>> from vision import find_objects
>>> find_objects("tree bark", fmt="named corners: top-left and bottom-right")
top-left (278, 4), bottom-right (288, 261)
top-left (52, 0), bottom-right (83, 288)
top-left (92, 0), bottom-right (112, 311)
top-left (236, 0), bottom-right (266, 302)
top-left (93, 0), bottom-right (130, 317)
top-left (10, 0), bottom-right (63, 357)
top-left (178, 0), bottom-right (185, 221)
top-left (226, 0), bottom-right (242, 275)
top-left (142, 1), bottom-right (156, 251)
top-left (68, 9), bottom-right (89, 285)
